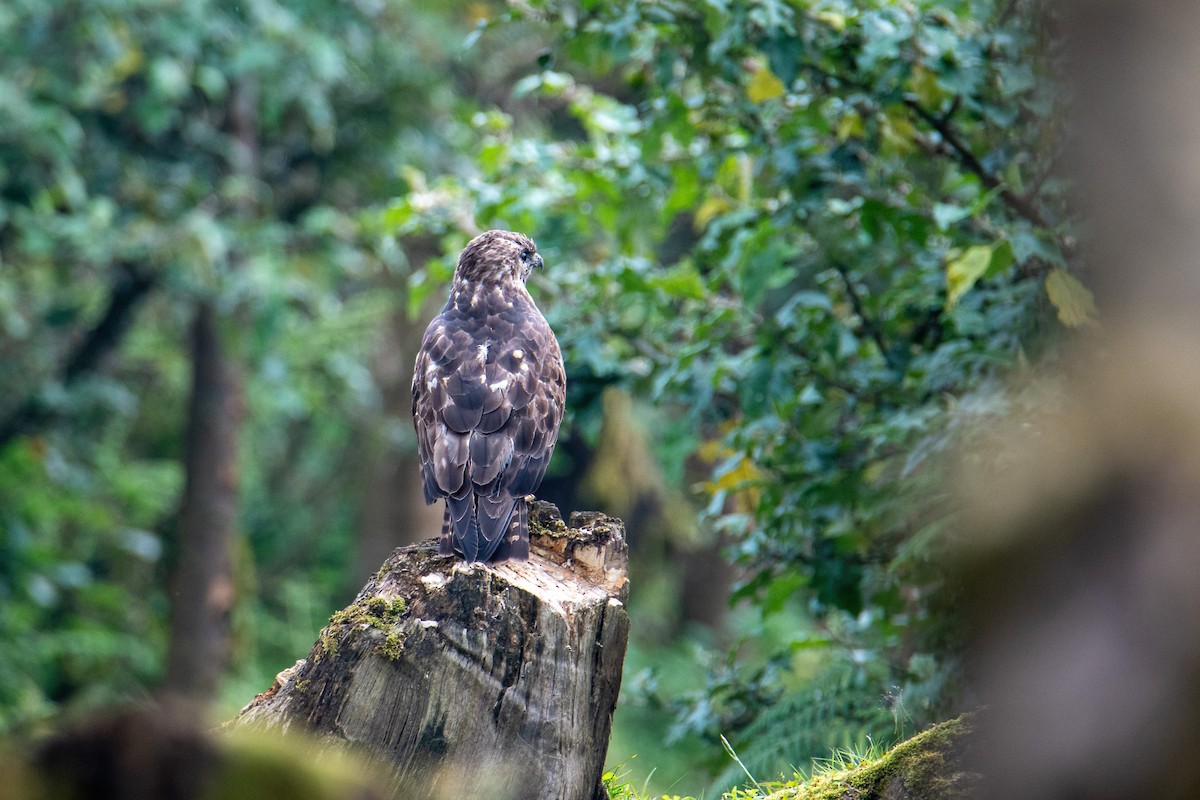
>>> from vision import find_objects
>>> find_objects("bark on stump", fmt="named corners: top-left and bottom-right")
top-left (233, 501), bottom-right (630, 800)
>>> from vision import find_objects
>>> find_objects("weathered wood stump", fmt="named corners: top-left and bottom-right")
top-left (233, 501), bottom-right (630, 800)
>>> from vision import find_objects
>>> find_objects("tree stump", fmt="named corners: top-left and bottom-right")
top-left (233, 501), bottom-right (630, 800)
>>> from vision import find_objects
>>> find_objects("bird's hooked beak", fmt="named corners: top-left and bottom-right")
top-left (532, 252), bottom-right (544, 271)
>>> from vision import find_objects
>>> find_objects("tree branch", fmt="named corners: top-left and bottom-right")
top-left (797, 58), bottom-right (1059, 237)
top-left (996, 0), bottom-right (1022, 26)
top-left (835, 265), bottom-right (904, 373)
top-left (902, 97), bottom-right (1052, 231)
top-left (0, 264), bottom-right (157, 451)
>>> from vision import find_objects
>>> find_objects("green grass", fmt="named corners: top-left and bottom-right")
top-left (602, 715), bottom-right (973, 800)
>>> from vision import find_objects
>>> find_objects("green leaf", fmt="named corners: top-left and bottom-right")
top-left (762, 572), bottom-right (806, 616)
top-left (985, 240), bottom-right (1015, 278)
top-left (649, 264), bottom-right (707, 300)
top-left (932, 203), bottom-right (971, 231)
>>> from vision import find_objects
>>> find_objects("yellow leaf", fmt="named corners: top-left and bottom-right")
top-left (705, 455), bottom-right (763, 513)
top-left (945, 245), bottom-right (993, 310)
top-left (836, 110), bottom-right (865, 141)
top-left (111, 23), bottom-right (145, 81)
top-left (863, 460), bottom-right (886, 486)
top-left (747, 64), bottom-right (786, 103)
top-left (466, 2), bottom-right (491, 25)
top-left (694, 196), bottom-right (732, 230)
top-left (697, 427), bottom-right (762, 513)
top-left (907, 65), bottom-right (944, 109)
top-left (695, 437), bottom-right (723, 462)
top-left (709, 456), bottom-right (761, 492)
top-left (1044, 268), bottom-right (1099, 328)
top-left (815, 11), bottom-right (847, 31)
top-left (881, 112), bottom-right (917, 155)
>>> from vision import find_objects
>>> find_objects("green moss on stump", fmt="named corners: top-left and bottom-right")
top-left (529, 502), bottom-right (572, 539)
top-left (315, 594), bottom-right (410, 662)
top-left (377, 631), bottom-right (405, 661)
top-left (768, 715), bottom-right (975, 800)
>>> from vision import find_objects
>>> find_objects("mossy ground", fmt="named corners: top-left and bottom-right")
top-left (604, 715), bottom-right (974, 800)
top-left (767, 715), bottom-right (973, 800)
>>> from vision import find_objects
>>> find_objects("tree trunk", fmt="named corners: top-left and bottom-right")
top-left (165, 301), bottom-right (243, 700)
top-left (233, 501), bottom-right (630, 800)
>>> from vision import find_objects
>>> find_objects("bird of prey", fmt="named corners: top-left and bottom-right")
top-left (411, 230), bottom-right (565, 563)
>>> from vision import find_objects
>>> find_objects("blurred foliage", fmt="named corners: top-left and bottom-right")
top-left (0, 0), bottom-right (489, 730)
top-left (381, 0), bottom-right (1072, 792)
top-left (4, 702), bottom-right (394, 800)
top-left (0, 0), bottom-right (1074, 796)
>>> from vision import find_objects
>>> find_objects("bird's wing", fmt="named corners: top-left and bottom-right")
top-left (500, 318), bottom-right (565, 500)
top-left (412, 313), bottom-right (477, 506)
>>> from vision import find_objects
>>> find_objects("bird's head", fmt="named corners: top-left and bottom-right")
top-left (454, 229), bottom-right (543, 285)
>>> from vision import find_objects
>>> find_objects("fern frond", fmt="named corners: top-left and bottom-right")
top-left (709, 661), bottom-right (895, 795)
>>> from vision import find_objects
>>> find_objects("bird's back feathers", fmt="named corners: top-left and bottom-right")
top-left (413, 231), bottom-right (563, 563)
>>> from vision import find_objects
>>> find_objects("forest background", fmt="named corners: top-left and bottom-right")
top-left (0, 0), bottom-right (1075, 795)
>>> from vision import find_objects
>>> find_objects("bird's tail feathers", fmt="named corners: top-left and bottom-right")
top-left (488, 497), bottom-right (529, 562)
top-left (439, 505), bottom-right (455, 556)
top-left (444, 493), bottom-right (528, 563)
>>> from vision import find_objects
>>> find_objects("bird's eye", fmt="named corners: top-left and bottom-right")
top-left (520, 249), bottom-right (532, 261)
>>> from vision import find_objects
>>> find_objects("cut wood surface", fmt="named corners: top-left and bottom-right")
top-left (233, 501), bottom-right (630, 800)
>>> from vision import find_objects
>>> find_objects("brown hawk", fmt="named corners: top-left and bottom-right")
top-left (411, 230), bottom-right (566, 563)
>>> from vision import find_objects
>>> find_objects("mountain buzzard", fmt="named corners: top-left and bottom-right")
top-left (411, 230), bottom-right (565, 562)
